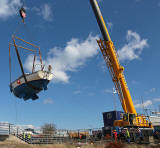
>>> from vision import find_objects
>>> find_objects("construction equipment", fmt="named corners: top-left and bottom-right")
top-left (89, 0), bottom-right (152, 128)
top-left (68, 131), bottom-right (89, 139)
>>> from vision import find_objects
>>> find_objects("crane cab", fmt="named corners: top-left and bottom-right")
top-left (114, 113), bottom-right (152, 128)
top-left (114, 113), bottom-right (136, 127)
top-left (123, 113), bottom-right (136, 125)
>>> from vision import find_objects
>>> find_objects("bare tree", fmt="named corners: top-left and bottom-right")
top-left (41, 123), bottom-right (56, 135)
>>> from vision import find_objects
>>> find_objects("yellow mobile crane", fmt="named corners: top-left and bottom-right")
top-left (90, 0), bottom-right (152, 128)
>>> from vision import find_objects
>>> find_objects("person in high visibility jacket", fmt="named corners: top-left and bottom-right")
top-left (28, 133), bottom-right (32, 143)
top-left (23, 132), bottom-right (26, 141)
top-left (126, 128), bottom-right (130, 143)
top-left (28, 133), bottom-right (31, 139)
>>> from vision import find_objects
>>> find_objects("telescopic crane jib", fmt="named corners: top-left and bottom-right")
top-left (90, 0), bottom-right (152, 128)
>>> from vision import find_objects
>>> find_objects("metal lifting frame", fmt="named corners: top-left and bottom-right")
top-left (9, 35), bottom-right (43, 91)
top-left (14, 36), bottom-right (43, 70)
top-left (10, 35), bottom-right (43, 72)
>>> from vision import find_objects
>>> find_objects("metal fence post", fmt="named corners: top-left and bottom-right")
top-left (9, 123), bottom-right (10, 135)
top-left (17, 127), bottom-right (18, 136)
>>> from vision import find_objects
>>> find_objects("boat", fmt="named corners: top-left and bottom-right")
top-left (10, 70), bottom-right (53, 100)
top-left (9, 35), bottom-right (54, 101)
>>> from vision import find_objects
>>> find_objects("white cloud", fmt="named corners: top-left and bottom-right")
top-left (47, 34), bottom-right (98, 83)
top-left (0, 0), bottom-right (22, 19)
top-left (24, 34), bottom-right (99, 83)
top-left (32, 3), bottom-right (53, 21)
top-left (153, 98), bottom-right (160, 102)
top-left (107, 22), bottom-right (113, 31)
top-left (43, 98), bottom-right (54, 104)
top-left (24, 54), bottom-right (44, 73)
top-left (145, 88), bottom-right (156, 94)
top-left (41, 4), bottom-right (52, 21)
top-left (131, 80), bottom-right (139, 84)
top-left (149, 88), bottom-right (156, 93)
top-left (104, 88), bottom-right (117, 94)
top-left (97, 60), bottom-right (106, 72)
top-left (24, 55), bottom-right (36, 72)
top-left (135, 100), bottom-right (152, 109)
top-left (104, 89), bottom-right (112, 94)
top-left (98, 30), bottom-right (148, 72)
top-left (118, 30), bottom-right (148, 62)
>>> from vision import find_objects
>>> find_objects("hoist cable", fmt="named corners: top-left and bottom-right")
top-left (23, 22), bottom-right (43, 70)
top-left (9, 43), bottom-right (12, 86)
top-left (14, 96), bottom-right (18, 125)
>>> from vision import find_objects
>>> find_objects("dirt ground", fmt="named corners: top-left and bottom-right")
top-left (0, 142), bottom-right (160, 148)
top-left (0, 136), bottom-right (160, 148)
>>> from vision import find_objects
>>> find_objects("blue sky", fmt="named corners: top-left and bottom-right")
top-left (0, 0), bottom-right (160, 130)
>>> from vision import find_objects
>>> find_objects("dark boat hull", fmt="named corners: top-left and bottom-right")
top-left (12, 79), bottom-right (50, 101)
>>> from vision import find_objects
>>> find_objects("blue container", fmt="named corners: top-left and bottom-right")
top-left (103, 111), bottom-right (123, 127)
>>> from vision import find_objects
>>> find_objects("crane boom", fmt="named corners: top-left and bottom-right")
top-left (90, 0), bottom-right (136, 114)
top-left (90, 0), bottom-right (111, 42)
top-left (90, 0), bottom-right (152, 128)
